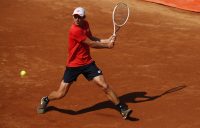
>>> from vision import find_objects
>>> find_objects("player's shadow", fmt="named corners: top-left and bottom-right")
top-left (46, 85), bottom-right (186, 121)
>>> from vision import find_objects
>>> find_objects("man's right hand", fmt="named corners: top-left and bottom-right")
top-left (108, 35), bottom-right (116, 48)
top-left (109, 35), bottom-right (116, 42)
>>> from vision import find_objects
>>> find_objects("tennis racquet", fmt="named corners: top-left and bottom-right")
top-left (112, 2), bottom-right (130, 36)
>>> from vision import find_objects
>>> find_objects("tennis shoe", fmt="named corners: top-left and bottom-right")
top-left (37, 96), bottom-right (49, 114)
top-left (120, 108), bottom-right (132, 119)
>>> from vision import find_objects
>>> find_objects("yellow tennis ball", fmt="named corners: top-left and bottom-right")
top-left (20, 70), bottom-right (27, 77)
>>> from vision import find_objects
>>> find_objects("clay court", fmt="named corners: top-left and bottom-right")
top-left (0, 0), bottom-right (200, 127)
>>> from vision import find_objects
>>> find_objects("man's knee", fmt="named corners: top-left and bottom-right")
top-left (101, 84), bottom-right (111, 93)
top-left (56, 82), bottom-right (70, 98)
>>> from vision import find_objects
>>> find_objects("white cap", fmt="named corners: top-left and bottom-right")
top-left (72, 7), bottom-right (85, 17)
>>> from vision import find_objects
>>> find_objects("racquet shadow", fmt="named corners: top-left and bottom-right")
top-left (46, 85), bottom-right (186, 121)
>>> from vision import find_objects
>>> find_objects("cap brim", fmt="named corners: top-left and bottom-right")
top-left (72, 13), bottom-right (84, 17)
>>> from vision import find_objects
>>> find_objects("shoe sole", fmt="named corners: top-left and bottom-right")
top-left (37, 107), bottom-right (46, 114)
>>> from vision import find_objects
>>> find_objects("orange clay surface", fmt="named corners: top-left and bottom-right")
top-left (0, 0), bottom-right (200, 128)
top-left (144, 0), bottom-right (200, 12)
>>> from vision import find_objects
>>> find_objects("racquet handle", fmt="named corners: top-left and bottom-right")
top-left (113, 26), bottom-right (120, 36)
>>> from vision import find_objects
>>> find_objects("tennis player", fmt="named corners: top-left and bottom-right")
top-left (37, 7), bottom-right (132, 119)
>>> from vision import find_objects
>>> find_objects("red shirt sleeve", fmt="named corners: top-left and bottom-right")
top-left (85, 22), bottom-right (92, 38)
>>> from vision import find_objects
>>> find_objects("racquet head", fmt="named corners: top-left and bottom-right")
top-left (112, 2), bottom-right (130, 27)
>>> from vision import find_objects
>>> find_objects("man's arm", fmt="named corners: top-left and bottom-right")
top-left (82, 35), bottom-right (116, 49)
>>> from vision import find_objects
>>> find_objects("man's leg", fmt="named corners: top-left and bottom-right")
top-left (92, 75), bottom-right (132, 119)
top-left (37, 80), bottom-right (72, 114)
top-left (93, 75), bottom-right (119, 105)
top-left (48, 80), bottom-right (72, 100)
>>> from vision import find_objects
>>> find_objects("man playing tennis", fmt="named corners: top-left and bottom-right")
top-left (37, 7), bottom-right (132, 119)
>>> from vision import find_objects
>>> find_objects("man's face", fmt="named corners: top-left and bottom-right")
top-left (73, 14), bottom-right (84, 26)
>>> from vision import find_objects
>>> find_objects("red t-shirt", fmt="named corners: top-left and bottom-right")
top-left (66, 20), bottom-right (93, 67)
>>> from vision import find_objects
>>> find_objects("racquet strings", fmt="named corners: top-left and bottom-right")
top-left (114, 3), bottom-right (129, 26)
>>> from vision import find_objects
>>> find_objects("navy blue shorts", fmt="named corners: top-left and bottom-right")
top-left (63, 62), bottom-right (103, 83)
